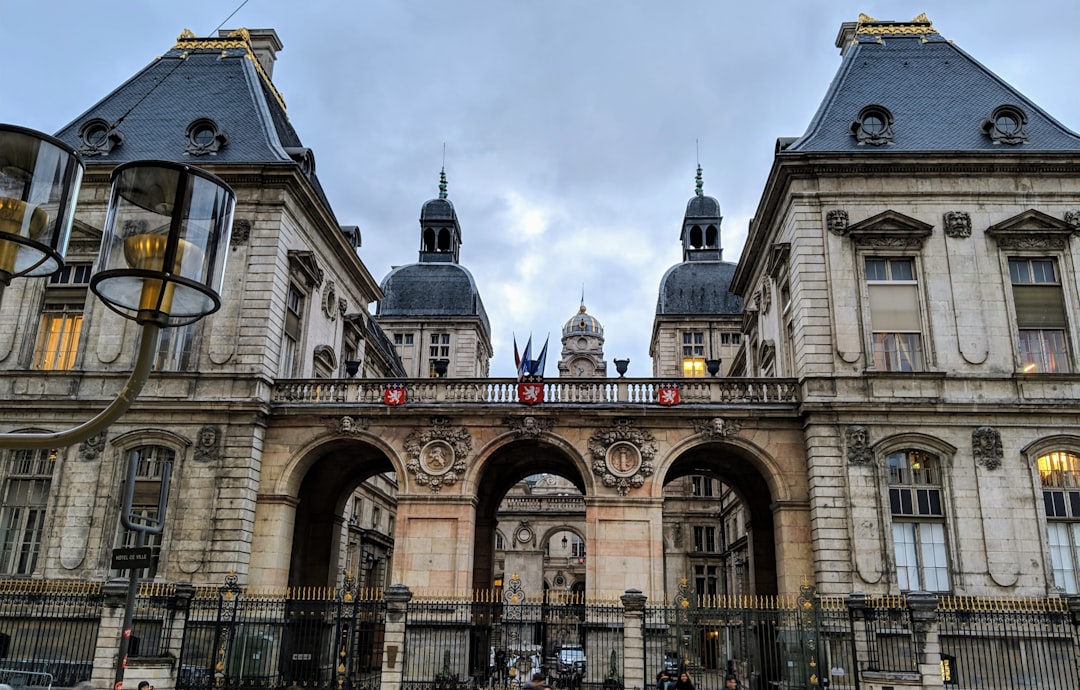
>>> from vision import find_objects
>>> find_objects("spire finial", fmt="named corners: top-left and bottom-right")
top-left (695, 164), bottom-right (703, 197)
top-left (438, 144), bottom-right (448, 199)
top-left (580, 285), bottom-right (586, 312)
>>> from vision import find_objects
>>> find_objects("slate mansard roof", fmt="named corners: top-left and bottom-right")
top-left (786, 16), bottom-right (1080, 153)
top-left (377, 263), bottom-right (492, 337)
top-left (656, 261), bottom-right (744, 316)
top-left (52, 29), bottom-right (337, 213)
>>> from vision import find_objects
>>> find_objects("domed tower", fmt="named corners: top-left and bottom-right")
top-left (375, 169), bottom-right (493, 377)
top-left (558, 301), bottom-right (607, 377)
top-left (649, 166), bottom-right (744, 377)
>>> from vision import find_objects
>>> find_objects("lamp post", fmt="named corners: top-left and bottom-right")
top-left (0, 128), bottom-right (235, 690)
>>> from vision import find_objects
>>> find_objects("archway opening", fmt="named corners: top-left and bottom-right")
top-left (288, 440), bottom-right (397, 588)
top-left (661, 444), bottom-right (778, 598)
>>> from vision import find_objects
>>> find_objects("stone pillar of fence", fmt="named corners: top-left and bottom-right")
top-left (381, 584), bottom-right (414, 690)
top-left (94, 578), bottom-right (129, 690)
top-left (906, 591), bottom-right (944, 690)
top-left (620, 589), bottom-right (647, 690)
top-left (843, 591), bottom-right (870, 686)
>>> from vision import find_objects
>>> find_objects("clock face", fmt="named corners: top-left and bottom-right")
top-left (607, 442), bottom-right (640, 476)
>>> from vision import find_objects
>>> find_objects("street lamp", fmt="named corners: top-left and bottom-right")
top-left (0, 124), bottom-right (83, 300)
top-left (0, 155), bottom-right (235, 450)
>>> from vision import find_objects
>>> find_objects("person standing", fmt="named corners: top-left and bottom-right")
top-left (673, 672), bottom-right (695, 690)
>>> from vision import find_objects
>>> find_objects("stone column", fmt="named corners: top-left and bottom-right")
top-left (381, 584), bottom-right (414, 690)
top-left (907, 591), bottom-right (944, 690)
top-left (620, 589), bottom-right (647, 690)
top-left (93, 578), bottom-right (127, 690)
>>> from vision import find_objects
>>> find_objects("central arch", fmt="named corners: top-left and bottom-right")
top-left (470, 435), bottom-right (590, 592)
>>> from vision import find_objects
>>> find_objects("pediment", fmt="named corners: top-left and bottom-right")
top-left (287, 250), bottom-right (324, 288)
top-left (987, 209), bottom-right (1076, 250)
top-left (847, 210), bottom-right (933, 248)
top-left (67, 219), bottom-right (104, 259)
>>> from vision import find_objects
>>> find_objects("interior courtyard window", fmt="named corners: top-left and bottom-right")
top-left (682, 331), bottom-right (705, 377)
top-left (887, 449), bottom-right (949, 592)
top-left (114, 445), bottom-right (175, 580)
top-left (693, 525), bottom-right (717, 553)
top-left (0, 448), bottom-right (55, 575)
top-left (1009, 258), bottom-right (1070, 373)
top-left (280, 284), bottom-right (305, 377)
top-left (694, 564), bottom-right (719, 596)
top-left (1038, 451), bottom-right (1080, 593)
top-left (866, 257), bottom-right (924, 372)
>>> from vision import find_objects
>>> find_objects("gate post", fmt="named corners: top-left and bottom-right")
top-left (621, 589), bottom-right (647, 690)
top-left (906, 592), bottom-right (944, 690)
top-left (382, 584), bottom-right (414, 690)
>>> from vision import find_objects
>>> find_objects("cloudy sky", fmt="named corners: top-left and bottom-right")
top-left (2, 1), bottom-right (1077, 378)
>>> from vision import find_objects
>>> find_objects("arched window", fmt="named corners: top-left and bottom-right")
top-left (0, 448), bottom-right (56, 575)
top-left (423, 227), bottom-right (436, 252)
top-left (689, 225), bottom-right (703, 248)
top-left (114, 444), bottom-right (176, 580)
top-left (437, 228), bottom-right (451, 251)
top-left (887, 449), bottom-right (949, 591)
top-left (1039, 451), bottom-right (1080, 592)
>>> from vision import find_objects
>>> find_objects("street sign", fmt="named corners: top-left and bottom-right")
top-left (111, 546), bottom-right (153, 570)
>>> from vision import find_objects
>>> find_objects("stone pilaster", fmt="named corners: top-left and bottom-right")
top-left (907, 591), bottom-right (944, 690)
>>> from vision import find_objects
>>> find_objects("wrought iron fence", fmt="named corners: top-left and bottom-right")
top-left (0, 579), bottom-right (101, 687)
top-left (177, 575), bottom-right (385, 690)
top-left (849, 594), bottom-right (917, 675)
top-left (937, 595), bottom-right (1080, 690)
top-left (401, 587), bottom-right (623, 690)
top-left (644, 584), bottom-right (841, 690)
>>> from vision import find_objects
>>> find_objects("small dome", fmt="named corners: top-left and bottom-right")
top-left (377, 263), bottom-right (490, 336)
top-left (420, 197), bottom-right (456, 221)
top-left (685, 194), bottom-right (721, 218)
top-left (562, 304), bottom-right (604, 337)
top-left (656, 261), bottom-right (743, 315)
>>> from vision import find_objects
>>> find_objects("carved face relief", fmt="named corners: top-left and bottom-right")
top-left (826, 209), bottom-right (850, 236)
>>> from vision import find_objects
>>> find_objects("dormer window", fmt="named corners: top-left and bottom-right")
top-left (78, 118), bottom-right (122, 156)
top-left (185, 118), bottom-right (227, 156)
top-left (850, 105), bottom-right (894, 146)
top-left (983, 105), bottom-right (1027, 145)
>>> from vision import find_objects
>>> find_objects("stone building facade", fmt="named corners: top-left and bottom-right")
top-left (0, 15), bottom-right (1078, 621)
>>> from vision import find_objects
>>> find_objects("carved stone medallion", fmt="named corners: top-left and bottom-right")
top-left (589, 419), bottom-right (657, 495)
top-left (1065, 210), bottom-right (1080, 228)
top-left (972, 426), bottom-right (1003, 471)
top-left (403, 417), bottom-right (472, 492)
top-left (606, 442), bottom-right (641, 477)
top-left (845, 425), bottom-right (872, 466)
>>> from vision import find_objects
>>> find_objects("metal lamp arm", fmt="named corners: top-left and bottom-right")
top-left (0, 323), bottom-right (161, 450)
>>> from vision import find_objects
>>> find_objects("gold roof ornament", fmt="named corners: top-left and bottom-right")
top-left (172, 28), bottom-right (287, 113)
top-left (854, 13), bottom-right (938, 37)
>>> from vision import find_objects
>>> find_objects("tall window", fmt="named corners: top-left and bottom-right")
top-left (866, 258), bottom-right (924, 371)
top-left (682, 332), bottom-right (705, 377)
top-left (33, 304), bottom-right (83, 370)
top-left (693, 526), bottom-right (717, 553)
top-left (1039, 451), bottom-right (1080, 593)
top-left (694, 564), bottom-right (719, 596)
top-left (428, 333), bottom-right (450, 376)
top-left (692, 476), bottom-right (714, 497)
top-left (280, 284), bottom-right (304, 377)
top-left (887, 450), bottom-right (948, 591)
top-left (156, 324), bottom-right (196, 371)
top-left (115, 445), bottom-right (175, 579)
top-left (1010, 258), bottom-right (1070, 373)
top-left (0, 449), bottom-right (55, 575)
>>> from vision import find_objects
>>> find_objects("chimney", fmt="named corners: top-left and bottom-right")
top-left (835, 21), bottom-right (858, 56)
top-left (220, 28), bottom-right (283, 79)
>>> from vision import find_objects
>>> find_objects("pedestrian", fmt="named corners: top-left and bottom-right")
top-left (137, 683), bottom-right (153, 690)
top-left (673, 672), bottom-right (695, 690)
top-left (723, 675), bottom-right (739, 689)
top-left (523, 672), bottom-right (546, 690)
top-left (656, 669), bottom-right (672, 690)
